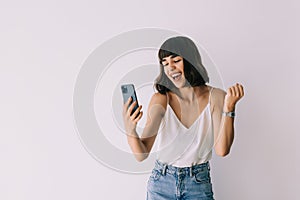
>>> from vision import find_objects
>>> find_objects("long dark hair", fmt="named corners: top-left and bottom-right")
top-left (154, 36), bottom-right (209, 94)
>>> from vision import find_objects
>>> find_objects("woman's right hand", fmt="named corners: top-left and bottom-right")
top-left (122, 97), bottom-right (143, 134)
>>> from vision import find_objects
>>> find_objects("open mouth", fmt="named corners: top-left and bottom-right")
top-left (171, 72), bottom-right (182, 81)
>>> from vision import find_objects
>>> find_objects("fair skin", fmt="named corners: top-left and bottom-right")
top-left (123, 55), bottom-right (244, 162)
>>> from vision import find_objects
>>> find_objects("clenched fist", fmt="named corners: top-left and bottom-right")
top-left (224, 83), bottom-right (244, 112)
top-left (122, 97), bottom-right (143, 134)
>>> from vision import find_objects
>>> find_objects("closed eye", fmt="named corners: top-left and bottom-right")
top-left (162, 60), bottom-right (181, 66)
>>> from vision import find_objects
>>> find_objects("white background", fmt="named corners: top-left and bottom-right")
top-left (1, 0), bottom-right (299, 199)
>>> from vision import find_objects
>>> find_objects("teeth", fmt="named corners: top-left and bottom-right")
top-left (171, 73), bottom-right (181, 78)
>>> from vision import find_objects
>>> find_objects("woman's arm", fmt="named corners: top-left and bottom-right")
top-left (123, 93), bottom-right (166, 162)
top-left (212, 84), bottom-right (244, 157)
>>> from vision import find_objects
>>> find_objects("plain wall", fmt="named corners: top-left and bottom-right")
top-left (0, 0), bottom-right (299, 199)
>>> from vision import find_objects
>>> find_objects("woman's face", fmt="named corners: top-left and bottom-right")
top-left (161, 55), bottom-right (186, 88)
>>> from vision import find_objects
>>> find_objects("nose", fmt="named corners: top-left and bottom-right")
top-left (166, 60), bottom-right (176, 71)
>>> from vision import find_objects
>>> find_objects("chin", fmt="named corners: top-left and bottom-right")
top-left (172, 80), bottom-right (186, 89)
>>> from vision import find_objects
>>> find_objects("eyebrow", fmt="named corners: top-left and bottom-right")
top-left (161, 54), bottom-right (179, 62)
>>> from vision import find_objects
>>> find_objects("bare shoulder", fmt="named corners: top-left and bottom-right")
top-left (211, 87), bottom-right (226, 98)
top-left (148, 92), bottom-right (167, 114)
top-left (210, 86), bottom-right (226, 106)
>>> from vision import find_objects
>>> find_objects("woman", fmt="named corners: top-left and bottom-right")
top-left (123, 36), bottom-right (244, 200)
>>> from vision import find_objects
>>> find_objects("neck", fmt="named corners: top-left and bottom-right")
top-left (176, 85), bottom-right (208, 103)
top-left (177, 87), bottom-right (195, 103)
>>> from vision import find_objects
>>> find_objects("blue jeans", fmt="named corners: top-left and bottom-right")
top-left (146, 160), bottom-right (214, 200)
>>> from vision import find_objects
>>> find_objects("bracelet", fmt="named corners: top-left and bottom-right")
top-left (222, 111), bottom-right (236, 118)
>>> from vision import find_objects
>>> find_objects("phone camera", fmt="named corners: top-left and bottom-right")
top-left (122, 86), bottom-right (128, 93)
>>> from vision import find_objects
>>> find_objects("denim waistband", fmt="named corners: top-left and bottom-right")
top-left (154, 159), bottom-right (210, 177)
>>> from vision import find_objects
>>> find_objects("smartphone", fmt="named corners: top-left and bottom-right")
top-left (121, 84), bottom-right (140, 116)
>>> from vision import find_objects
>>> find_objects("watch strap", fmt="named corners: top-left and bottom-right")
top-left (222, 111), bottom-right (236, 118)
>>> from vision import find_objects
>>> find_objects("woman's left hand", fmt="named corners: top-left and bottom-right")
top-left (224, 83), bottom-right (244, 112)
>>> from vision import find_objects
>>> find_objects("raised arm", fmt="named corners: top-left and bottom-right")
top-left (122, 93), bottom-right (167, 162)
top-left (212, 83), bottom-right (244, 157)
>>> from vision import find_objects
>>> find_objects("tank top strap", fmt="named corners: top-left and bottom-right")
top-left (166, 91), bottom-right (170, 105)
top-left (208, 86), bottom-right (214, 104)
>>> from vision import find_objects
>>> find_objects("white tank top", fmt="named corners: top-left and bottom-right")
top-left (156, 87), bottom-right (214, 167)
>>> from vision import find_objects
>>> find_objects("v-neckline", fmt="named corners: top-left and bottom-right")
top-left (167, 103), bottom-right (210, 130)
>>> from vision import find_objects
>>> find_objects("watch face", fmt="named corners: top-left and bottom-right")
top-left (229, 112), bottom-right (235, 117)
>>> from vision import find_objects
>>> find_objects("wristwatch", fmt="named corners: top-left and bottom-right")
top-left (222, 111), bottom-right (236, 118)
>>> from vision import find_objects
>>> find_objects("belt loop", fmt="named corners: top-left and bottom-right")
top-left (190, 164), bottom-right (193, 177)
top-left (207, 162), bottom-right (210, 171)
top-left (162, 164), bottom-right (167, 176)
